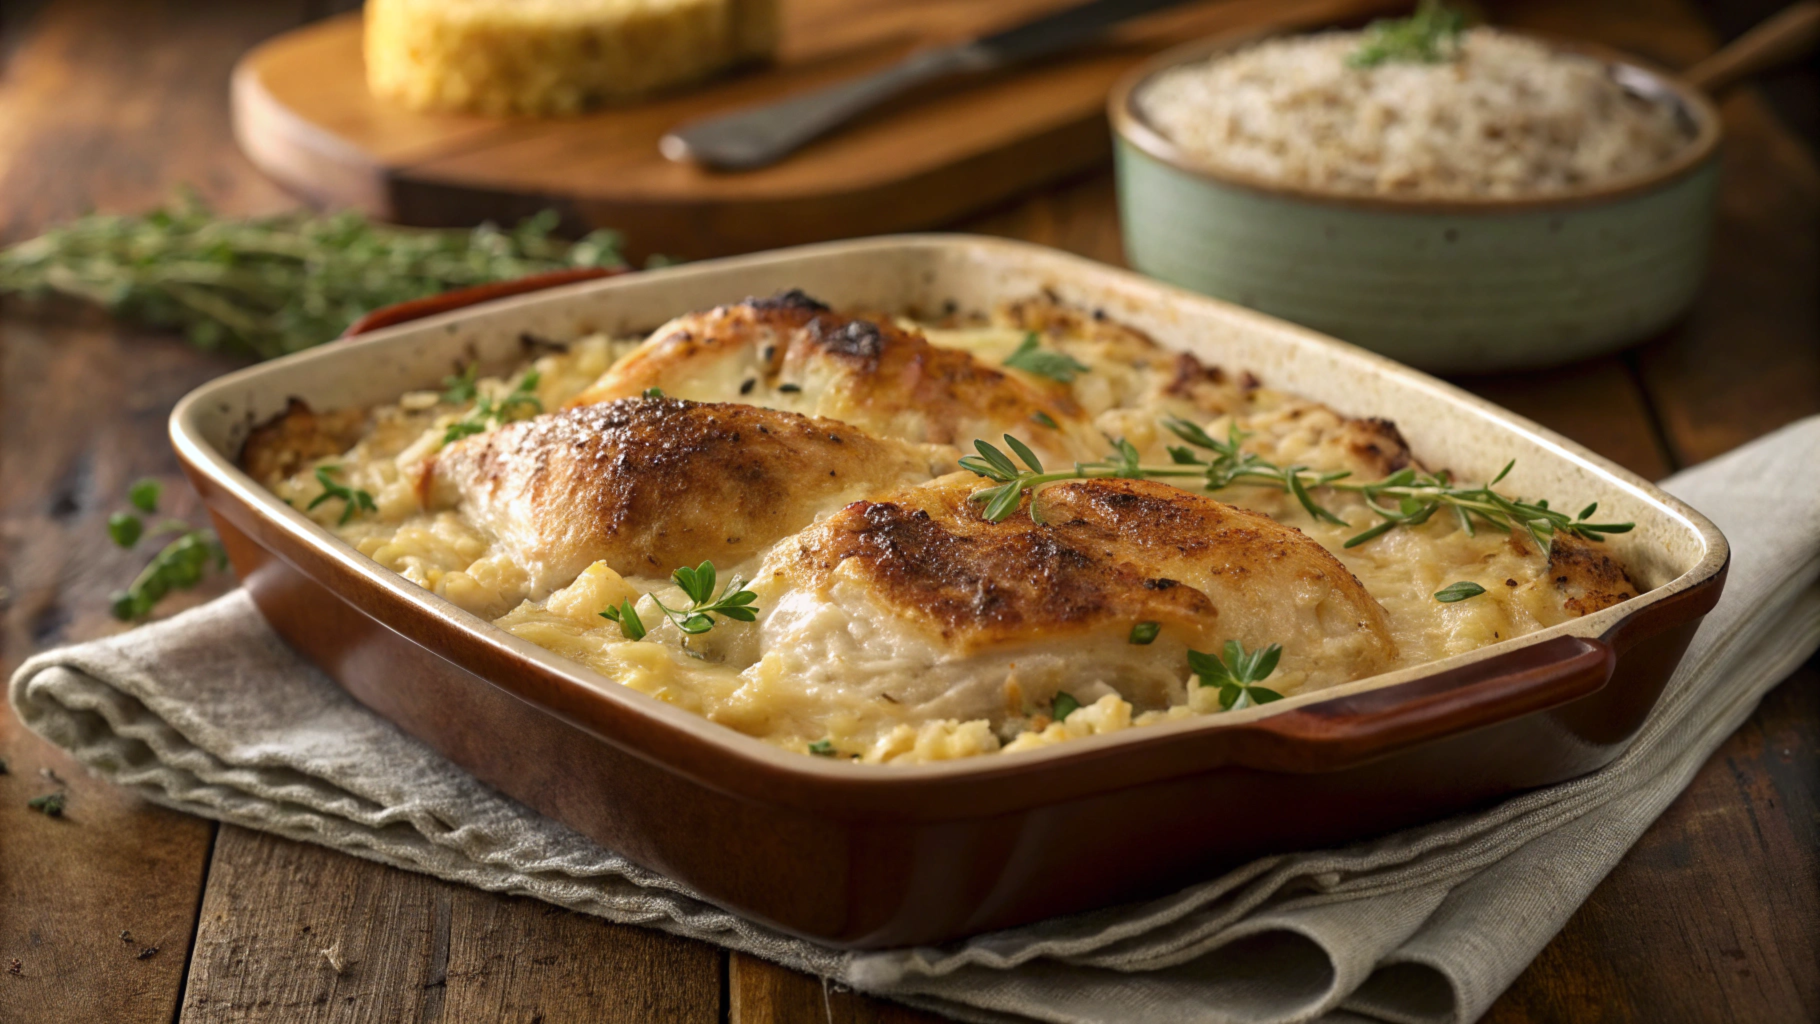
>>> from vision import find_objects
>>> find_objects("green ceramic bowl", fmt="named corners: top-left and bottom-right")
top-left (1110, 34), bottom-right (1723, 373)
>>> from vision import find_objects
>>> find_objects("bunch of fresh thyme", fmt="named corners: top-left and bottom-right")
top-left (1348, 0), bottom-right (1468, 68)
top-left (0, 194), bottom-right (625, 360)
top-left (961, 421), bottom-right (1632, 553)
top-left (106, 479), bottom-right (228, 621)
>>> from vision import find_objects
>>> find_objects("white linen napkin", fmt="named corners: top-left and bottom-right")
top-left (13, 416), bottom-right (1820, 1024)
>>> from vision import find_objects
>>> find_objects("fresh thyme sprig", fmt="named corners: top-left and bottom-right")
top-left (106, 479), bottom-right (228, 622)
top-left (307, 465), bottom-right (377, 525)
top-left (1347, 0), bottom-right (1467, 68)
top-left (1190, 641), bottom-right (1285, 711)
top-left (1003, 332), bottom-right (1090, 383)
top-left (442, 369), bottom-right (543, 444)
top-left (0, 196), bottom-right (626, 360)
top-left (961, 424), bottom-right (1633, 553)
top-left (599, 560), bottom-right (761, 641)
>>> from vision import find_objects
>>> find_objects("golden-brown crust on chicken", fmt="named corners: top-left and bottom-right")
top-left (1548, 533), bottom-right (1639, 615)
top-left (568, 291), bottom-right (1099, 463)
top-left (785, 475), bottom-right (1397, 681)
top-left (424, 396), bottom-right (941, 590)
top-left (239, 398), bottom-right (369, 485)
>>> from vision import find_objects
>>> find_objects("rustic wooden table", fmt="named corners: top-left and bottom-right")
top-left (2, 1), bottom-right (1814, 1022)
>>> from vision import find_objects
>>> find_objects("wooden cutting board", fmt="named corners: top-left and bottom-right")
top-left (231, 0), bottom-right (1401, 260)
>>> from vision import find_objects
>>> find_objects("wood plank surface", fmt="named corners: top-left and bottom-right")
top-left (0, 2), bottom-right (307, 1022)
top-left (181, 826), bottom-right (723, 1023)
top-left (0, 0), bottom-right (1814, 1022)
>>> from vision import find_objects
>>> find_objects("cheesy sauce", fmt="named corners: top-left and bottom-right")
top-left (260, 304), bottom-right (1630, 763)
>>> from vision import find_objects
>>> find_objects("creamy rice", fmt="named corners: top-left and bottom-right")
top-left (1135, 28), bottom-right (1689, 198)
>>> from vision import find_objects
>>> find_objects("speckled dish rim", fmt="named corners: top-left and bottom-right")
top-left (170, 235), bottom-right (1729, 798)
top-left (1108, 28), bottom-right (1724, 215)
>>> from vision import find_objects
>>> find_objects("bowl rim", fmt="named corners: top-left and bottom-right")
top-left (169, 234), bottom-right (1731, 813)
top-left (1107, 26), bottom-right (1725, 214)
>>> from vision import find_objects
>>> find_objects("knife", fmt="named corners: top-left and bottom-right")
top-left (660, 0), bottom-right (1199, 171)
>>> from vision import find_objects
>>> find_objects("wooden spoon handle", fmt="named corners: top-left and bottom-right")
top-left (1683, 0), bottom-right (1820, 94)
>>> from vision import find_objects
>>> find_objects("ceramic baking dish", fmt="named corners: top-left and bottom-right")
top-left (169, 235), bottom-right (1728, 949)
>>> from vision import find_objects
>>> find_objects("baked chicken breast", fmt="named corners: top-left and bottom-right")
top-left (421, 396), bottom-right (946, 601)
top-left (568, 290), bottom-right (1103, 465)
top-left (731, 474), bottom-right (1398, 739)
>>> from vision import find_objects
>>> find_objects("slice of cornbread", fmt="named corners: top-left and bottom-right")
top-left (366, 0), bottom-right (779, 116)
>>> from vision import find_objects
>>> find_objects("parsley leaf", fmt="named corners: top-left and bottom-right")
top-left (1189, 640), bottom-right (1285, 711)
top-left (807, 740), bottom-right (837, 757)
top-left (1052, 692), bottom-right (1082, 722)
top-left (1128, 621), bottom-right (1160, 645)
top-left (1348, 0), bottom-right (1467, 68)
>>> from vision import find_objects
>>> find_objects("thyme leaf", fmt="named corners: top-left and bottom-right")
top-left (307, 465), bottom-right (377, 525)
top-left (442, 370), bottom-right (544, 444)
top-left (106, 480), bottom-right (228, 622)
top-left (1128, 621), bottom-right (1161, 645)
top-left (27, 792), bottom-right (66, 817)
top-left (1434, 581), bottom-right (1488, 603)
top-left (1003, 333), bottom-right (1089, 383)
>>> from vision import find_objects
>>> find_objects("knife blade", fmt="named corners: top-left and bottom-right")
top-left (660, 0), bottom-right (1199, 171)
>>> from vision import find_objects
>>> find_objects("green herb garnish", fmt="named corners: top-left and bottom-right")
top-left (1128, 621), bottom-right (1160, 645)
top-left (27, 792), bottom-right (66, 818)
top-left (128, 478), bottom-right (162, 513)
top-left (1031, 411), bottom-right (1059, 429)
top-left (1189, 641), bottom-right (1285, 711)
top-left (107, 512), bottom-right (144, 548)
top-left (307, 465), bottom-right (377, 525)
top-left (1003, 333), bottom-right (1089, 384)
top-left (1348, 0), bottom-right (1467, 68)
top-left (442, 370), bottom-right (544, 444)
top-left (106, 480), bottom-right (228, 622)
top-left (599, 598), bottom-right (648, 641)
top-left (807, 740), bottom-right (837, 757)
top-left (960, 424), bottom-right (1633, 553)
top-left (0, 196), bottom-right (625, 360)
top-left (642, 387), bottom-right (666, 399)
top-left (1434, 581), bottom-right (1488, 603)
top-left (1052, 692), bottom-right (1082, 722)
top-left (441, 363), bottom-right (479, 404)
top-left (599, 561), bottom-right (760, 640)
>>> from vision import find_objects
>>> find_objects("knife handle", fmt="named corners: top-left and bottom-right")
top-left (660, 44), bottom-right (992, 171)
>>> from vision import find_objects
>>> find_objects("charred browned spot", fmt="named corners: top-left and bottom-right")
top-left (810, 317), bottom-right (886, 360)
top-left (1343, 417), bottom-right (1414, 476)
top-left (1164, 352), bottom-right (1228, 398)
top-left (748, 288), bottom-right (829, 313)
top-left (1550, 534), bottom-right (1639, 615)
top-left (239, 398), bottom-right (369, 484)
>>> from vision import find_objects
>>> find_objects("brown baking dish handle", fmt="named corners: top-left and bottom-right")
top-left (340, 266), bottom-right (628, 338)
top-left (1227, 634), bottom-right (1617, 772)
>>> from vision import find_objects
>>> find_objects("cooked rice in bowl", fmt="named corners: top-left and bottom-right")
top-left (1134, 28), bottom-right (1691, 199)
